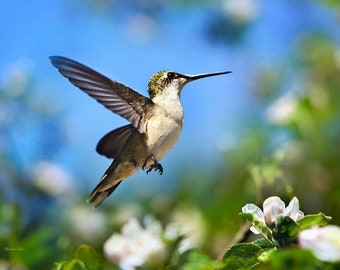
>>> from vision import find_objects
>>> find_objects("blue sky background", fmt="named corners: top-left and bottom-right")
top-left (1, 0), bottom-right (339, 199)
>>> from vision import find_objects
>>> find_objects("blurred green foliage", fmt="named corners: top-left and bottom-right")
top-left (55, 245), bottom-right (103, 270)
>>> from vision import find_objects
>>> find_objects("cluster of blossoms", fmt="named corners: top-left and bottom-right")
top-left (242, 196), bottom-right (340, 262)
top-left (103, 215), bottom-right (198, 270)
top-left (104, 216), bottom-right (169, 270)
top-left (242, 196), bottom-right (304, 234)
top-left (102, 196), bottom-right (340, 269)
top-left (103, 208), bottom-right (206, 270)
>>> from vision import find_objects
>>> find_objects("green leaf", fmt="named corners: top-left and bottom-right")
top-left (267, 248), bottom-right (320, 270)
top-left (55, 245), bottom-right (103, 270)
top-left (275, 216), bottom-right (300, 237)
top-left (75, 245), bottom-right (102, 270)
top-left (272, 216), bottom-right (300, 247)
top-left (252, 238), bottom-right (275, 249)
top-left (240, 213), bottom-right (274, 244)
top-left (296, 213), bottom-right (332, 230)
top-left (221, 243), bottom-right (262, 270)
top-left (257, 247), bottom-right (277, 263)
top-left (21, 227), bottom-right (60, 268)
top-left (55, 259), bottom-right (86, 270)
top-left (171, 249), bottom-right (216, 270)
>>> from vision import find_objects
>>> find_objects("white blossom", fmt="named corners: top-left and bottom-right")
top-left (263, 196), bottom-right (286, 225)
top-left (266, 93), bottom-right (297, 124)
top-left (31, 161), bottom-right (74, 197)
top-left (242, 203), bottom-right (266, 234)
top-left (68, 206), bottom-right (106, 242)
top-left (222, 0), bottom-right (257, 24)
top-left (104, 217), bottom-right (168, 270)
top-left (299, 225), bottom-right (340, 262)
top-left (166, 207), bottom-right (206, 252)
top-left (242, 196), bottom-right (304, 233)
top-left (283, 197), bottom-right (304, 222)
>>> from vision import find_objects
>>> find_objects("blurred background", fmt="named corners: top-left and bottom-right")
top-left (1, 0), bottom-right (340, 268)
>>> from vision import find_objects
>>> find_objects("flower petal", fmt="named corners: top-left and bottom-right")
top-left (242, 203), bottom-right (266, 234)
top-left (284, 197), bottom-right (304, 221)
top-left (242, 203), bottom-right (265, 221)
top-left (263, 196), bottom-right (285, 225)
top-left (249, 226), bottom-right (261, 234)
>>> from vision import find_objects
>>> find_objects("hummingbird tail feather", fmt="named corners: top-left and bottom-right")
top-left (87, 157), bottom-right (140, 207)
top-left (87, 181), bottom-right (122, 208)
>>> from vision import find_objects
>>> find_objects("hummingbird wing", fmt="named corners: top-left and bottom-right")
top-left (49, 56), bottom-right (153, 133)
top-left (96, 124), bottom-right (134, 159)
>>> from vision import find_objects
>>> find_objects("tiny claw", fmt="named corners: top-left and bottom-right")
top-left (143, 156), bottom-right (163, 175)
top-left (155, 163), bottom-right (163, 175)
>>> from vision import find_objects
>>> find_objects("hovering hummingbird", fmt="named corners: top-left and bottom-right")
top-left (49, 56), bottom-right (231, 207)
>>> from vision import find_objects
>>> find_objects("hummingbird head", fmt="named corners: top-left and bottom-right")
top-left (148, 70), bottom-right (231, 100)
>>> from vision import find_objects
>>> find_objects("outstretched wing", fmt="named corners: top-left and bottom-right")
top-left (49, 56), bottom-right (153, 133)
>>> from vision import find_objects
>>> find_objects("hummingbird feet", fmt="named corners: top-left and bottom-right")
top-left (142, 156), bottom-right (163, 175)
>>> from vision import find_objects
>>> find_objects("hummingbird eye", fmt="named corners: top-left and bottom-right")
top-left (167, 72), bottom-right (177, 79)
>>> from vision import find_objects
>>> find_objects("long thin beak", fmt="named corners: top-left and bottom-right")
top-left (186, 71), bottom-right (232, 81)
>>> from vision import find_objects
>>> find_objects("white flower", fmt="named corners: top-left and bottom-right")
top-left (266, 93), bottom-right (297, 124)
top-left (31, 161), bottom-right (74, 197)
top-left (263, 196), bottom-right (286, 225)
top-left (222, 0), bottom-right (257, 24)
top-left (166, 207), bottom-right (206, 252)
top-left (68, 206), bottom-right (106, 242)
top-left (299, 225), bottom-right (340, 262)
top-left (242, 203), bottom-right (266, 234)
top-left (263, 196), bottom-right (304, 225)
top-left (242, 196), bottom-right (304, 233)
top-left (104, 217), bottom-right (168, 270)
top-left (283, 197), bottom-right (304, 222)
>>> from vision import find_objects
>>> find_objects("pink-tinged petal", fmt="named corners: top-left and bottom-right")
top-left (284, 197), bottom-right (304, 221)
top-left (299, 226), bottom-right (340, 262)
top-left (263, 196), bottom-right (285, 225)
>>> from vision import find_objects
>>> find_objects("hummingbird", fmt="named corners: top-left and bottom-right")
top-left (49, 56), bottom-right (231, 207)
